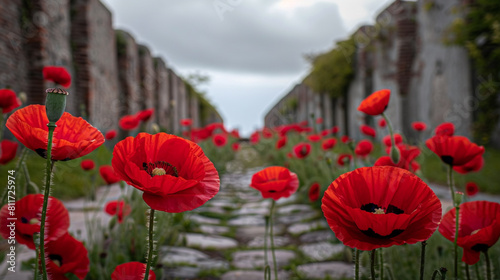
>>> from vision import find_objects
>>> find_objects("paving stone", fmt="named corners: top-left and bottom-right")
top-left (299, 242), bottom-right (345, 261)
top-left (300, 230), bottom-right (336, 243)
top-left (233, 207), bottom-right (269, 215)
top-left (189, 214), bottom-right (220, 225)
top-left (288, 220), bottom-right (328, 235)
top-left (181, 233), bottom-right (238, 250)
top-left (247, 236), bottom-right (291, 248)
top-left (193, 206), bottom-right (227, 215)
top-left (199, 225), bottom-right (230, 235)
top-left (221, 270), bottom-right (290, 280)
top-left (277, 204), bottom-right (313, 214)
top-left (242, 200), bottom-right (271, 209)
top-left (235, 225), bottom-right (286, 242)
top-left (278, 210), bottom-right (319, 224)
top-left (297, 261), bottom-right (354, 279)
top-left (164, 266), bottom-right (200, 279)
top-left (276, 194), bottom-right (298, 205)
top-left (62, 183), bottom-right (123, 211)
top-left (161, 246), bottom-right (229, 269)
top-left (228, 215), bottom-right (266, 226)
top-left (208, 200), bottom-right (237, 209)
top-left (231, 250), bottom-right (296, 269)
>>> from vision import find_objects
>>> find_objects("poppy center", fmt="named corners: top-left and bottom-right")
top-left (360, 203), bottom-right (404, 214)
top-left (441, 155), bottom-right (454, 165)
top-left (471, 229), bottom-right (481, 235)
top-left (49, 254), bottom-right (63, 267)
top-left (300, 146), bottom-right (308, 156)
top-left (21, 217), bottom-right (39, 224)
top-left (143, 161), bottom-right (178, 177)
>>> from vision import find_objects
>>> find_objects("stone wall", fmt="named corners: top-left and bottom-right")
top-left (264, 0), bottom-right (487, 143)
top-left (0, 0), bottom-right (222, 139)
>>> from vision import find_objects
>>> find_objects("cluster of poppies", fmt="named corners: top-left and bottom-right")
top-left (0, 66), bottom-right (224, 279)
top-left (118, 108), bottom-right (155, 131)
top-left (248, 88), bottom-right (499, 279)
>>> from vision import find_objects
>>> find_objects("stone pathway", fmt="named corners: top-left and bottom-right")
top-left (5, 165), bottom-right (500, 280)
top-left (159, 167), bottom-right (354, 280)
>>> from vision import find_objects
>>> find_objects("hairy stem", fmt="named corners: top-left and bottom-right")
top-left (420, 241), bottom-right (427, 280)
top-left (143, 208), bottom-right (155, 280)
top-left (269, 200), bottom-right (278, 280)
top-left (39, 123), bottom-right (56, 280)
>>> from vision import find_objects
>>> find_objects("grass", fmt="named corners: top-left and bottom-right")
top-left (0, 145), bottom-right (113, 200)
top-left (419, 146), bottom-right (500, 194)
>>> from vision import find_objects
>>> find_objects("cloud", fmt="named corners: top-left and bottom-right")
top-left (101, 0), bottom-right (345, 75)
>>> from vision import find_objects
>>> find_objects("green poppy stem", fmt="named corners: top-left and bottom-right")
top-left (382, 112), bottom-right (400, 164)
top-left (484, 250), bottom-right (491, 280)
top-left (447, 164), bottom-right (459, 280)
top-left (475, 263), bottom-right (483, 280)
top-left (1, 148), bottom-right (28, 205)
top-left (264, 215), bottom-right (270, 280)
top-left (379, 248), bottom-right (384, 280)
top-left (371, 249), bottom-right (376, 280)
top-left (465, 264), bottom-right (471, 280)
top-left (39, 123), bottom-right (56, 280)
top-left (269, 200), bottom-right (278, 280)
top-left (355, 248), bottom-right (360, 280)
top-left (143, 208), bottom-right (155, 280)
top-left (420, 241), bottom-right (427, 280)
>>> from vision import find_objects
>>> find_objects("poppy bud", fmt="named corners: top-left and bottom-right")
top-left (151, 123), bottom-right (160, 133)
top-left (19, 92), bottom-right (27, 104)
top-left (45, 88), bottom-right (68, 123)
top-left (454, 191), bottom-right (464, 206)
top-left (390, 146), bottom-right (400, 164)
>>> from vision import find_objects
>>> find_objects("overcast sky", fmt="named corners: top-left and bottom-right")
top-left (101, 0), bottom-right (394, 136)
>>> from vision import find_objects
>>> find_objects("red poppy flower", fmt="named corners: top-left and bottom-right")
top-left (119, 115), bottom-right (140, 131)
top-left (105, 129), bottom-right (117, 140)
top-left (262, 128), bottom-right (273, 139)
top-left (337, 154), bottom-right (352, 166)
top-left (360, 125), bottom-right (376, 138)
top-left (466, 182), bottom-right (479, 197)
top-left (230, 129), bottom-right (240, 139)
top-left (276, 137), bottom-right (287, 150)
top-left (111, 262), bottom-right (156, 280)
top-left (105, 200), bottom-right (132, 223)
top-left (299, 120), bottom-right (308, 127)
top-left (250, 132), bottom-right (260, 144)
top-left (321, 138), bottom-right (337, 150)
top-left (319, 129), bottom-right (329, 137)
top-left (308, 134), bottom-right (321, 142)
top-left (355, 140), bottom-right (373, 157)
top-left (341, 135), bottom-right (350, 143)
top-left (309, 183), bottom-right (320, 202)
top-left (43, 66), bottom-right (71, 88)
top-left (382, 133), bottom-right (403, 147)
top-left (426, 135), bottom-right (485, 166)
top-left (357, 89), bottom-right (391, 116)
top-left (412, 122), bottom-right (427, 132)
top-left (45, 233), bottom-right (89, 280)
top-left (112, 133), bottom-right (220, 212)
top-left (375, 145), bottom-right (420, 172)
top-left (212, 134), bottom-right (227, 147)
top-left (230, 142), bottom-right (239, 152)
top-left (322, 166), bottom-right (442, 251)
top-left (378, 144), bottom-right (420, 171)
top-left (80, 159), bottom-right (95, 171)
top-left (332, 126), bottom-right (339, 134)
top-left (0, 140), bottom-right (18, 165)
top-left (180, 118), bottom-right (192, 126)
top-left (0, 194), bottom-right (69, 249)
top-left (435, 122), bottom-right (454, 136)
top-left (293, 142), bottom-right (311, 159)
top-left (439, 201), bottom-right (500, 265)
top-left (6, 105), bottom-right (104, 161)
top-left (0, 89), bottom-right (21, 114)
top-left (136, 108), bottom-right (154, 122)
top-left (99, 165), bottom-right (121, 185)
top-left (250, 166), bottom-right (299, 201)
top-left (316, 117), bottom-right (323, 124)
top-left (453, 155), bottom-right (484, 174)
top-left (378, 118), bottom-right (386, 128)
